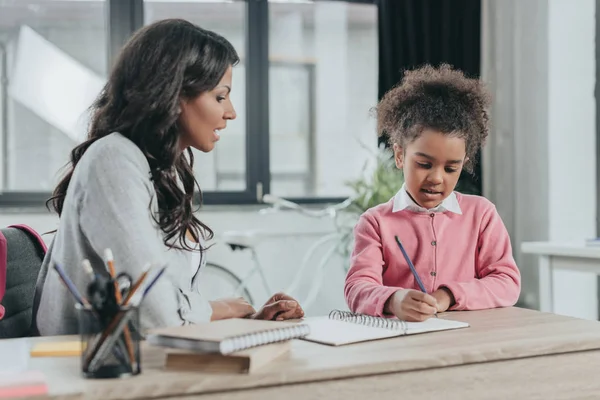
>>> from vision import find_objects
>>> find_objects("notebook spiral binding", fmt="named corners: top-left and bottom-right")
top-left (328, 310), bottom-right (408, 333)
top-left (219, 324), bottom-right (311, 355)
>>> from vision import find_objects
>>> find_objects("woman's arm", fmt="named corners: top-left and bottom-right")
top-left (77, 138), bottom-right (213, 329)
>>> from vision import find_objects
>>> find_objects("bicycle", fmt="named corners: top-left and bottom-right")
top-left (198, 194), bottom-right (355, 311)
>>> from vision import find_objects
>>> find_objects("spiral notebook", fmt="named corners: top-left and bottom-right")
top-left (147, 318), bottom-right (310, 355)
top-left (301, 310), bottom-right (469, 346)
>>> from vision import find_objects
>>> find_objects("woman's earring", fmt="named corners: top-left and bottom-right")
top-left (177, 107), bottom-right (182, 115)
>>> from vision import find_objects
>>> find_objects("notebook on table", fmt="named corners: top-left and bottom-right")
top-left (147, 318), bottom-right (310, 355)
top-left (302, 310), bottom-right (469, 346)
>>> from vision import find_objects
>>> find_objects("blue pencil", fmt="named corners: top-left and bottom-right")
top-left (53, 261), bottom-right (89, 306)
top-left (142, 265), bottom-right (167, 298)
top-left (394, 236), bottom-right (427, 293)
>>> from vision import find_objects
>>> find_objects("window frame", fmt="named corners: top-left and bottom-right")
top-left (596, 0), bottom-right (600, 238)
top-left (0, 0), bottom-right (376, 208)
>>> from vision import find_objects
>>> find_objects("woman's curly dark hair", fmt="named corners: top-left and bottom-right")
top-left (47, 19), bottom-right (240, 252)
top-left (377, 63), bottom-right (491, 173)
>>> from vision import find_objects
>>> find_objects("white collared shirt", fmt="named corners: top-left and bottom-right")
top-left (392, 183), bottom-right (462, 214)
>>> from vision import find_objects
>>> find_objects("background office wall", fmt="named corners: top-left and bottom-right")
top-left (482, 0), bottom-right (597, 316)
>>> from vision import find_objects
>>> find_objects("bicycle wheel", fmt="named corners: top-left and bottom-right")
top-left (198, 262), bottom-right (254, 305)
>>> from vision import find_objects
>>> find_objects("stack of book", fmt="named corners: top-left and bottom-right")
top-left (147, 318), bottom-right (310, 374)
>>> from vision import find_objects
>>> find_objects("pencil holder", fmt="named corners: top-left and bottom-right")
top-left (76, 304), bottom-right (142, 379)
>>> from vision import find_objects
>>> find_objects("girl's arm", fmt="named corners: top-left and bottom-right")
top-left (344, 212), bottom-right (403, 317)
top-left (441, 204), bottom-right (521, 311)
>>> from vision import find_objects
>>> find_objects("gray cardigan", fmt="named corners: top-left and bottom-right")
top-left (36, 133), bottom-right (212, 335)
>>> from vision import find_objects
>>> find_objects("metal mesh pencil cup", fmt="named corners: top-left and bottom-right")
top-left (76, 303), bottom-right (141, 379)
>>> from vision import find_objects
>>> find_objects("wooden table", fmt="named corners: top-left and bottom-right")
top-left (13, 307), bottom-right (600, 399)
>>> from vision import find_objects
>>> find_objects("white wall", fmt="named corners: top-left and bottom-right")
top-left (482, 0), bottom-right (597, 316)
top-left (547, 0), bottom-right (597, 318)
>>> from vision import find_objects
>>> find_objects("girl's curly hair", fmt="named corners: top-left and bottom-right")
top-left (377, 63), bottom-right (491, 173)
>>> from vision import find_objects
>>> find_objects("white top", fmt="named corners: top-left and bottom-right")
top-left (392, 183), bottom-right (462, 214)
top-left (36, 133), bottom-right (213, 336)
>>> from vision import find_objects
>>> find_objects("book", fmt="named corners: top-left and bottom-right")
top-left (0, 371), bottom-right (47, 399)
top-left (147, 318), bottom-right (310, 355)
top-left (163, 341), bottom-right (291, 374)
top-left (30, 341), bottom-right (82, 357)
top-left (301, 310), bottom-right (470, 346)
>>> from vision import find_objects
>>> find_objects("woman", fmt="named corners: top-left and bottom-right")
top-left (36, 19), bottom-right (304, 335)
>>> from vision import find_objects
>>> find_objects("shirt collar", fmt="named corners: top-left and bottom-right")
top-left (392, 183), bottom-right (462, 214)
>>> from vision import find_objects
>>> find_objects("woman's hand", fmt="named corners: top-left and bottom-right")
top-left (384, 289), bottom-right (438, 322)
top-left (251, 292), bottom-right (305, 321)
top-left (209, 297), bottom-right (255, 321)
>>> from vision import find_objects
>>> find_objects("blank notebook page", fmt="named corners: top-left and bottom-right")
top-left (302, 316), bottom-right (469, 346)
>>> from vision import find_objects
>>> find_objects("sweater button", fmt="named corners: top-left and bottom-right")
top-left (430, 213), bottom-right (435, 217)
top-left (430, 271), bottom-right (437, 276)
top-left (431, 240), bottom-right (437, 246)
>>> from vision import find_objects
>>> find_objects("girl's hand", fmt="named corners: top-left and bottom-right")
top-left (251, 292), bottom-right (305, 321)
top-left (209, 297), bottom-right (256, 321)
top-left (431, 287), bottom-right (455, 313)
top-left (385, 289), bottom-right (438, 322)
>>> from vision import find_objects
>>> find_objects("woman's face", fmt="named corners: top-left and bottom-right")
top-left (178, 65), bottom-right (236, 153)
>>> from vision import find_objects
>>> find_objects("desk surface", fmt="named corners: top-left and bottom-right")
top-left (13, 307), bottom-right (600, 400)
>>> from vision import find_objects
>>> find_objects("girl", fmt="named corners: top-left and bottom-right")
top-left (35, 19), bottom-right (304, 335)
top-left (344, 64), bottom-right (521, 322)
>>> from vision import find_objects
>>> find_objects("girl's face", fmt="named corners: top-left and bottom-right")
top-left (394, 129), bottom-right (467, 209)
top-left (178, 65), bottom-right (236, 153)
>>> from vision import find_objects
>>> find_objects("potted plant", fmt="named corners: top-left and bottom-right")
top-left (335, 144), bottom-right (403, 264)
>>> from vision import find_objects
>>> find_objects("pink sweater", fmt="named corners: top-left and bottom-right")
top-left (344, 193), bottom-right (521, 317)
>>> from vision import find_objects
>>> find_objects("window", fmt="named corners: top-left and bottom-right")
top-left (145, 0), bottom-right (248, 193)
top-left (0, 0), bottom-right (107, 204)
top-left (268, 1), bottom-right (378, 198)
top-left (0, 0), bottom-right (377, 207)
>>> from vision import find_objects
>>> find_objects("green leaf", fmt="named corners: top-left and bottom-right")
top-left (344, 146), bottom-right (404, 214)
